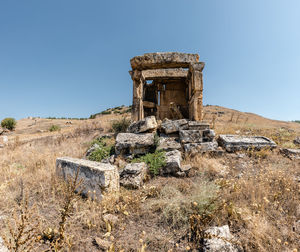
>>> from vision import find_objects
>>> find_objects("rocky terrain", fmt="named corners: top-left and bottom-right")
top-left (0, 106), bottom-right (299, 251)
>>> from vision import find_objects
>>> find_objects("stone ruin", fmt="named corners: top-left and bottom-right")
top-left (130, 52), bottom-right (205, 122)
top-left (56, 52), bottom-right (279, 202)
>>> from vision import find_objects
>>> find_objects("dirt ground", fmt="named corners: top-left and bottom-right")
top-left (0, 106), bottom-right (299, 251)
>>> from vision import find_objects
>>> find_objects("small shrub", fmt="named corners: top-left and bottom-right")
top-left (88, 137), bottom-right (115, 162)
top-left (101, 110), bottom-right (111, 115)
top-left (111, 118), bottom-right (131, 134)
top-left (148, 180), bottom-right (220, 229)
top-left (132, 150), bottom-right (166, 176)
top-left (1, 117), bottom-right (16, 130)
top-left (49, 125), bottom-right (61, 132)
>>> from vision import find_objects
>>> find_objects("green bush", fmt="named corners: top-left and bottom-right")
top-left (88, 137), bottom-right (115, 162)
top-left (49, 125), bottom-right (61, 132)
top-left (132, 150), bottom-right (166, 176)
top-left (1, 118), bottom-right (16, 130)
top-left (111, 118), bottom-right (131, 134)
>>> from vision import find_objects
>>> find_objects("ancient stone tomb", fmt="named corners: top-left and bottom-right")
top-left (130, 52), bottom-right (205, 122)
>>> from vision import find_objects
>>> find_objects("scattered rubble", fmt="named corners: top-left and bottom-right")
top-left (127, 115), bottom-right (157, 133)
top-left (218, 135), bottom-right (277, 152)
top-left (115, 133), bottom-right (155, 155)
top-left (294, 137), bottom-right (300, 146)
top-left (203, 225), bottom-right (239, 252)
top-left (56, 157), bottom-right (119, 200)
top-left (119, 162), bottom-right (148, 188)
top-left (280, 148), bottom-right (300, 160)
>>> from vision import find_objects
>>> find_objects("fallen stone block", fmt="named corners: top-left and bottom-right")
top-left (56, 157), bottom-right (119, 201)
top-left (127, 116), bottom-right (157, 133)
top-left (183, 141), bottom-right (218, 153)
top-left (160, 150), bottom-right (182, 176)
top-left (188, 121), bottom-right (210, 130)
top-left (115, 133), bottom-right (155, 155)
top-left (203, 225), bottom-right (239, 252)
top-left (280, 148), bottom-right (300, 160)
top-left (179, 130), bottom-right (203, 144)
top-left (157, 136), bottom-right (181, 151)
top-left (294, 137), bottom-right (300, 146)
top-left (203, 129), bottom-right (216, 142)
top-left (161, 119), bottom-right (188, 134)
top-left (93, 237), bottom-right (112, 251)
top-left (119, 162), bottom-right (148, 189)
top-left (218, 135), bottom-right (277, 152)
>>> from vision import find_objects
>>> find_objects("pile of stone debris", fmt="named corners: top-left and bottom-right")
top-left (56, 116), bottom-right (279, 201)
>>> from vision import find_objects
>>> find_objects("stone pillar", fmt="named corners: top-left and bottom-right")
top-left (188, 62), bottom-right (205, 121)
top-left (131, 70), bottom-right (144, 121)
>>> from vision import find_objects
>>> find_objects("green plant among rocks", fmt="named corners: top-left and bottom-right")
top-left (132, 150), bottom-right (166, 176)
top-left (88, 136), bottom-right (115, 162)
top-left (1, 117), bottom-right (16, 131)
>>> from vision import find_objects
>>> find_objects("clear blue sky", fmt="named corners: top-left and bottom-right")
top-left (0, 0), bottom-right (299, 121)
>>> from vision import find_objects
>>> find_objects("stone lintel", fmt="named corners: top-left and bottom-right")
top-left (142, 68), bottom-right (188, 80)
top-left (130, 52), bottom-right (199, 70)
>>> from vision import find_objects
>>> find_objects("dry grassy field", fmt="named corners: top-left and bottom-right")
top-left (0, 106), bottom-right (299, 251)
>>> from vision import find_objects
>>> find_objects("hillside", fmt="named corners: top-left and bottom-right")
top-left (0, 106), bottom-right (299, 251)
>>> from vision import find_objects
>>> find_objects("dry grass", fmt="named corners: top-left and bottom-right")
top-left (0, 108), bottom-right (299, 251)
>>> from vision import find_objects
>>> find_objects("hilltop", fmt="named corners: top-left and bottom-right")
top-left (0, 106), bottom-right (299, 251)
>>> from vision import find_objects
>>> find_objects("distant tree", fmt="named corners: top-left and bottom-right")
top-left (1, 117), bottom-right (16, 131)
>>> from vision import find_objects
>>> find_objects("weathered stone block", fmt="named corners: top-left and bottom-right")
top-left (218, 135), bottom-right (277, 152)
top-left (280, 148), bottom-right (300, 160)
top-left (127, 116), bottom-right (157, 133)
top-left (130, 52), bottom-right (199, 70)
top-left (157, 136), bottom-right (181, 151)
top-left (160, 150), bottom-right (182, 176)
top-left (56, 157), bottom-right (119, 201)
top-left (203, 225), bottom-right (238, 252)
top-left (203, 129), bottom-right (216, 142)
top-left (115, 133), bottom-right (155, 155)
top-left (119, 162), bottom-right (148, 189)
top-left (294, 137), bottom-right (300, 146)
top-left (188, 121), bottom-right (210, 130)
top-left (161, 119), bottom-right (188, 134)
top-left (179, 130), bottom-right (203, 144)
top-left (183, 141), bottom-right (218, 153)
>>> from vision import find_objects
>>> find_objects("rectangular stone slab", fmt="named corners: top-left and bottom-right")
top-left (179, 130), bottom-right (203, 144)
top-left (56, 157), bottom-right (119, 201)
top-left (280, 148), bottom-right (300, 160)
top-left (218, 135), bottom-right (277, 152)
top-left (130, 52), bottom-right (199, 70)
top-left (142, 68), bottom-right (188, 80)
top-left (188, 121), bottom-right (210, 130)
top-left (115, 133), bottom-right (155, 155)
